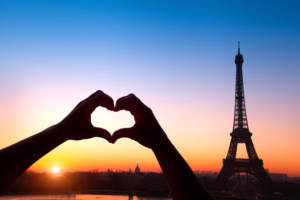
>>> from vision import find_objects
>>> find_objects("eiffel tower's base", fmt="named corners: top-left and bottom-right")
top-left (218, 158), bottom-right (272, 197)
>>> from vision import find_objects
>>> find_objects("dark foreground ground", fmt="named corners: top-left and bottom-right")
top-left (1, 172), bottom-right (300, 200)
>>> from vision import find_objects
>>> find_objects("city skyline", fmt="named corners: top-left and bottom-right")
top-left (0, 0), bottom-right (299, 177)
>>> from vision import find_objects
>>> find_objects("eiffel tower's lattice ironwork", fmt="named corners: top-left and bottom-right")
top-left (217, 42), bottom-right (271, 190)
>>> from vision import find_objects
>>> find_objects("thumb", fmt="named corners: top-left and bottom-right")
top-left (111, 128), bottom-right (134, 143)
top-left (91, 127), bottom-right (112, 143)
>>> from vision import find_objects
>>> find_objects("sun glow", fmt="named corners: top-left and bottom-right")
top-left (51, 166), bottom-right (61, 174)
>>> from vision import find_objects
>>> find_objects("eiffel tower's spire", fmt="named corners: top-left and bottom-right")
top-left (235, 41), bottom-right (243, 65)
top-left (233, 41), bottom-right (248, 130)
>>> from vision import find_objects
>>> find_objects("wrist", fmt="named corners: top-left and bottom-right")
top-left (49, 123), bottom-right (69, 143)
top-left (152, 131), bottom-right (173, 153)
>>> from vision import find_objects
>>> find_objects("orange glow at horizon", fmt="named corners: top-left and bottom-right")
top-left (1, 88), bottom-right (300, 177)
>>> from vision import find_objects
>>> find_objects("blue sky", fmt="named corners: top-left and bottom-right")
top-left (1, 0), bottom-right (299, 84)
top-left (1, 0), bottom-right (299, 114)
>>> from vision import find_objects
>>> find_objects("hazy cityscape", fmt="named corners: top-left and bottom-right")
top-left (1, 165), bottom-right (300, 200)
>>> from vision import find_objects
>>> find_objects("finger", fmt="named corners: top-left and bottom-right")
top-left (85, 90), bottom-right (101, 101)
top-left (91, 127), bottom-right (112, 142)
top-left (75, 90), bottom-right (100, 109)
top-left (111, 128), bottom-right (135, 143)
top-left (115, 94), bottom-right (144, 114)
top-left (80, 90), bottom-right (102, 105)
top-left (87, 90), bottom-right (114, 112)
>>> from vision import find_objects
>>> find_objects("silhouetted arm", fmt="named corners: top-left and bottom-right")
top-left (112, 94), bottom-right (213, 200)
top-left (0, 90), bottom-right (114, 189)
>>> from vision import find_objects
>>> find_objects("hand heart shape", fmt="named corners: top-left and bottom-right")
top-left (60, 90), bottom-right (165, 149)
top-left (91, 107), bottom-right (134, 134)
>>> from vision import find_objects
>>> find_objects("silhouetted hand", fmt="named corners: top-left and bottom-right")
top-left (111, 94), bottom-right (213, 200)
top-left (0, 90), bottom-right (116, 189)
top-left (111, 94), bottom-right (168, 149)
top-left (57, 90), bottom-right (114, 141)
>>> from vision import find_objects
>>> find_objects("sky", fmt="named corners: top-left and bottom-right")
top-left (0, 0), bottom-right (299, 176)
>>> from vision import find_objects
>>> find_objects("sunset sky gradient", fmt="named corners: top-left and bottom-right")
top-left (0, 0), bottom-right (299, 176)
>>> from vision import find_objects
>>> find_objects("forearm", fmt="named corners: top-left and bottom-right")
top-left (153, 135), bottom-right (212, 200)
top-left (0, 124), bottom-right (67, 188)
top-left (0, 90), bottom-right (112, 189)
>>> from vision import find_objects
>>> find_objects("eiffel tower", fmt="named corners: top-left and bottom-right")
top-left (217, 42), bottom-right (271, 189)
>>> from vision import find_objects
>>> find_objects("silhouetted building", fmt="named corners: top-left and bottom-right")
top-left (269, 173), bottom-right (288, 182)
top-left (134, 164), bottom-right (141, 174)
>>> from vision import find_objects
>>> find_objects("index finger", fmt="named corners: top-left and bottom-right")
top-left (115, 94), bottom-right (145, 114)
top-left (86, 90), bottom-right (114, 112)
